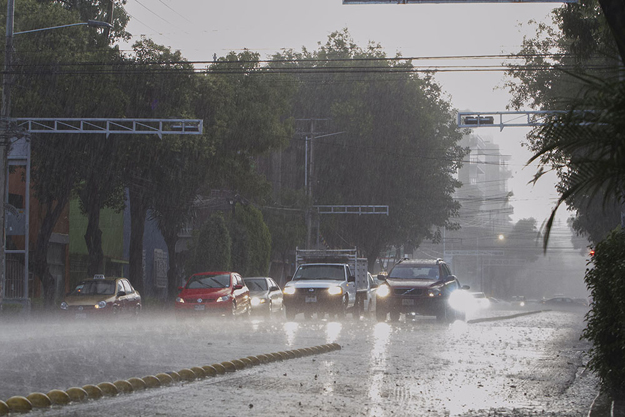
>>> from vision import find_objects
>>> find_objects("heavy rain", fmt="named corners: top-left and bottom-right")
top-left (1, 0), bottom-right (624, 416)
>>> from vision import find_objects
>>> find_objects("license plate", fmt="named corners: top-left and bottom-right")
top-left (401, 299), bottom-right (415, 306)
top-left (305, 296), bottom-right (317, 303)
top-left (194, 305), bottom-right (205, 311)
top-left (75, 313), bottom-right (87, 319)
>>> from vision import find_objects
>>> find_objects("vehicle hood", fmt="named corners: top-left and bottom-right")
top-left (178, 287), bottom-right (230, 298)
top-left (384, 278), bottom-right (439, 289)
top-left (286, 280), bottom-right (344, 289)
top-left (63, 295), bottom-right (113, 306)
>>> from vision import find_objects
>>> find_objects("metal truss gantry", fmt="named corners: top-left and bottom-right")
top-left (315, 205), bottom-right (389, 215)
top-left (1, 117), bottom-right (203, 310)
top-left (14, 118), bottom-right (203, 138)
top-left (457, 111), bottom-right (568, 131)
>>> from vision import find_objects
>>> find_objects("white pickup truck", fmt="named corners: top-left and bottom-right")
top-left (282, 248), bottom-right (371, 319)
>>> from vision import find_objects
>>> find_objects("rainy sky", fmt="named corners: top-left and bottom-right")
top-left (120, 0), bottom-right (565, 224)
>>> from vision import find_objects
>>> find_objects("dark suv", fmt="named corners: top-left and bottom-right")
top-left (376, 258), bottom-right (468, 322)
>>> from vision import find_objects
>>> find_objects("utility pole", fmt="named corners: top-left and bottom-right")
top-left (0, 0), bottom-right (15, 309)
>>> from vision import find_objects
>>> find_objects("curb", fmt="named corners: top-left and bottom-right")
top-left (0, 343), bottom-right (341, 415)
top-left (466, 309), bottom-right (546, 324)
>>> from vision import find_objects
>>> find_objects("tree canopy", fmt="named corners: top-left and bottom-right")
top-left (271, 30), bottom-right (465, 265)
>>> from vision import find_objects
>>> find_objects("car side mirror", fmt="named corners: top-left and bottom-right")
top-left (377, 274), bottom-right (387, 282)
top-left (462, 285), bottom-right (470, 290)
top-left (234, 284), bottom-right (243, 290)
top-left (270, 286), bottom-right (280, 291)
top-left (348, 275), bottom-right (356, 283)
top-left (178, 286), bottom-right (184, 291)
top-left (117, 290), bottom-right (126, 297)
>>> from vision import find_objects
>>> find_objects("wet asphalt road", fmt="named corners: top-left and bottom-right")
top-left (0, 306), bottom-right (597, 416)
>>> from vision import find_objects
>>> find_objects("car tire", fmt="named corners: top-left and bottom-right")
top-left (437, 305), bottom-right (454, 322)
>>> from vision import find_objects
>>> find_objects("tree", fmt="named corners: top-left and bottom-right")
top-left (185, 213), bottom-right (232, 276)
top-left (1, 0), bottom-right (127, 305)
top-left (119, 37), bottom-right (198, 295)
top-left (228, 203), bottom-right (271, 277)
top-left (271, 30), bottom-right (465, 267)
top-left (505, 0), bottom-right (624, 246)
top-left (263, 189), bottom-right (307, 285)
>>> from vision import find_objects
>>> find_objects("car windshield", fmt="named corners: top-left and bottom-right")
top-left (244, 279), bottom-right (268, 291)
top-left (293, 265), bottom-right (345, 281)
top-left (70, 280), bottom-right (116, 296)
top-left (186, 274), bottom-right (231, 289)
top-left (389, 265), bottom-right (440, 280)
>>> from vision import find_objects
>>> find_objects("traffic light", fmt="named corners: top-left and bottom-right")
top-left (589, 249), bottom-right (596, 257)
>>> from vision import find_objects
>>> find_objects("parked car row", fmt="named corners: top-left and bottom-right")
top-left (59, 272), bottom-right (286, 320)
top-left (59, 257), bottom-right (486, 323)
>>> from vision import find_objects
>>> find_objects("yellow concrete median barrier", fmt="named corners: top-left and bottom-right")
top-left (0, 400), bottom-right (8, 415)
top-left (113, 380), bottom-right (134, 394)
top-left (127, 377), bottom-right (147, 391)
top-left (47, 389), bottom-right (71, 405)
top-left (220, 361), bottom-right (237, 372)
top-left (211, 363), bottom-right (227, 375)
top-left (178, 369), bottom-right (196, 382)
top-left (230, 359), bottom-right (246, 370)
top-left (5, 396), bottom-right (32, 413)
top-left (26, 392), bottom-right (51, 408)
top-left (97, 382), bottom-right (119, 397)
top-left (256, 354), bottom-right (271, 363)
top-left (190, 367), bottom-right (206, 379)
top-left (65, 387), bottom-right (89, 402)
top-left (155, 373), bottom-right (174, 386)
top-left (202, 365), bottom-right (218, 377)
top-left (81, 384), bottom-right (103, 400)
top-left (142, 375), bottom-right (161, 389)
top-left (245, 356), bottom-right (261, 366)
top-left (239, 357), bottom-right (254, 367)
top-left (167, 371), bottom-right (181, 382)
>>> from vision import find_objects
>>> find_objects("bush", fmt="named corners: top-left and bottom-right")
top-left (229, 204), bottom-right (271, 277)
top-left (185, 213), bottom-right (232, 275)
top-left (582, 226), bottom-right (625, 398)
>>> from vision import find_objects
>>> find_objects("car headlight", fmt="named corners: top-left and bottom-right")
top-left (327, 286), bottom-right (343, 296)
top-left (251, 297), bottom-right (265, 306)
top-left (377, 284), bottom-right (391, 298)
top-left (428, 288), bottom-right (441, 297)
top-left (175, 297), bottom-right (184, 304)
top-left (216, 295), bottom-right (231, 302)
top-left (95, 301), bottom-right (107, 309)
top-left (283, 287), bottom-right (296, 295)
top-left (60, 302), bottom-right (68, 310)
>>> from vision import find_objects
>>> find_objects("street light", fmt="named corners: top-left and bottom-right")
top-left (13, 20), bottom-right (113, 36)
top-left (0, 0), bottom-right (112, 310)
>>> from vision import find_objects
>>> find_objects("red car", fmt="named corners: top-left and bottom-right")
top-left (174, 272), bottom-right (251, 318)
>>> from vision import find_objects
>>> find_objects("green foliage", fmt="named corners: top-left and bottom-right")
top-left (228, 204), bottom-right (272, 276)
top-left (528, 75), bottom-right (625, 248)
top-left (263, 189), bottom-right (307, 260)
top-left (196, 50), bottom-right (295, 202)
top-left (582, 227), bottom-right (625, 397)
top-left (505, 0), bottom-right (623, 244)
top-left (271, 30), bottom-right (466, 262)
top-left (185, 213), bottom-right (232, 275)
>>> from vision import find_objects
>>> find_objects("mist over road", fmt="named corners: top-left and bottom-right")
top-left (0, 307), bottom-right (596, 416)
